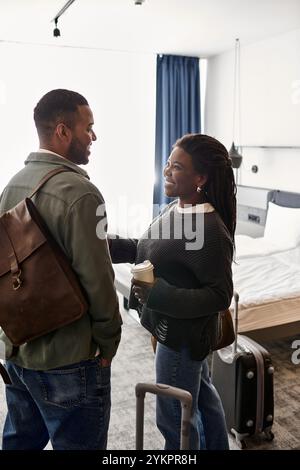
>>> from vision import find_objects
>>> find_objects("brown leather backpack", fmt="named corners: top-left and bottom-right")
top-left (0, 168), bottom-right (88, 346)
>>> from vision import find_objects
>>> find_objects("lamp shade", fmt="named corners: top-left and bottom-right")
top-left (229, 142), bottom-right (243, 168)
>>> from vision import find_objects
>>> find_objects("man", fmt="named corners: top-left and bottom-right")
top-left (0, 89), bottom-right (122, 450)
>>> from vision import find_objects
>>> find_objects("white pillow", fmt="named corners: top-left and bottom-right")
top-left (264, 202), bottom-right (300, 249)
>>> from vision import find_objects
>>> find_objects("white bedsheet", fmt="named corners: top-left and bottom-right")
top-left (235, 234), bottom-right (289, 259)
top-left (233, 245), bottom-right (300, 308)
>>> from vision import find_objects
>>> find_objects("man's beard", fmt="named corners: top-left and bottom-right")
top-left (68, 137), bottom-right (89, 165)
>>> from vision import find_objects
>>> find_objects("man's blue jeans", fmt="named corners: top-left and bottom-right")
top-left (156, 343), bottom-right (229, 450)
top-left (2, 358), bottom-right (111, 450)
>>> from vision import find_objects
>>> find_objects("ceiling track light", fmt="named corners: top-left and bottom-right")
top-left (51, 0), bottom-right (76, 38)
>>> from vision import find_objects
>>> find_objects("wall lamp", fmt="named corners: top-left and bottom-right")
top-left (52, 0), bottom-right (76, 38)
top-left (229, 38), bottom-right (243, 184)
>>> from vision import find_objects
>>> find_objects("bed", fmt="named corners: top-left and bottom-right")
top-left (233, 189), bottom-right (300, 340)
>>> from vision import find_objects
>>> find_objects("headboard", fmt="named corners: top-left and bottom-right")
top-left (267, 190), bottom-right (300, 208)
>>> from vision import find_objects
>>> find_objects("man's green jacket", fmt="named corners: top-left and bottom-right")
top-left (0, 151), bottom-right (122, 370)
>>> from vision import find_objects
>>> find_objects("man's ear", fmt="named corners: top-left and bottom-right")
top-left (56, 123), bottom-right (72, 143)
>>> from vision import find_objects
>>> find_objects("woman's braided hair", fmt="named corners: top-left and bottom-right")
top-left (174, 133), bottom-right (237, 242)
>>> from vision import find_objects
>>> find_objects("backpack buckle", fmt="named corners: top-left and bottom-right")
top-left (12, 270), bottom-right (22, 290)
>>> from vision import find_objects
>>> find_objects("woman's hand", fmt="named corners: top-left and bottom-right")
top-left (131, 279), bottom-right (155, 305)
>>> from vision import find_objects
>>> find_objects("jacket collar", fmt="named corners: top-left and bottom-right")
top-left (25, 152), bottom-right (89, 179)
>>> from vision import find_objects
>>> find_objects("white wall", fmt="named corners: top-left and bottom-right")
top-left (0, 42), bottom-right (156, 236)
top-left (205, 28), bottom-right (300, 192)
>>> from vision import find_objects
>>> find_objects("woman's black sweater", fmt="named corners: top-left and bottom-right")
top-left (110, 202), bottom-right (233, 360)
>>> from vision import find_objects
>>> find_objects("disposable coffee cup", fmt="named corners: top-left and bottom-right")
top-left (131, 260), bottom-right (154, 283)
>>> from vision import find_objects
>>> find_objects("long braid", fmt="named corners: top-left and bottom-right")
top-left (174, 134), bottom-right (237, 243)
top-left (205, 160), bottom-right (237, 241)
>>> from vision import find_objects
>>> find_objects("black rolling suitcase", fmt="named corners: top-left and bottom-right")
top-left (135, 383), bottom-right (192, 450)
top-left (211, 292), bottom-right (275, 449)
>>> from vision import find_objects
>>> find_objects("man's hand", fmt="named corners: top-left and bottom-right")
top-left (131, 278), bottom-right (155, 304)
top-left (99, 357), bottom-right (111, 367)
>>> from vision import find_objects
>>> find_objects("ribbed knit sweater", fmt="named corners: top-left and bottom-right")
top-left (110, 201), bottom-right (233, 360)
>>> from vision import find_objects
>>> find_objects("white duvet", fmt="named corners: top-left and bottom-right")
top-left (235, 234), bottom-right (290, 259)
top-left (233, 237), bottom-right (300, 307)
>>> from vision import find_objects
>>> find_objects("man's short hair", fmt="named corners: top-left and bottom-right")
top-left (34, 89), bottom-right (89, 139)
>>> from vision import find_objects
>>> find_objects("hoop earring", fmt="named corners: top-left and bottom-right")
top-left (196, 186), bottom-right (202, 193)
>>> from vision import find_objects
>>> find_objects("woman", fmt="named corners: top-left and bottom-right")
top-left (109, 134), bottom-right (236, 450)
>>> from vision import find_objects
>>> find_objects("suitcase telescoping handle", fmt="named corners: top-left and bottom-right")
top-left (135, 383), bottom-right (193, 450)
top-left (233, 291), bottom-right (239, 354)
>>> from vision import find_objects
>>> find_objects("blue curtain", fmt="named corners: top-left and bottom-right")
top-left (153, 54), bottom-right (201, 209)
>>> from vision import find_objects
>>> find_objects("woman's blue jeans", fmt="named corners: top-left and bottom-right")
top-left (155, 343), bottom-right (229, 450)
top-left (2, 358), bottom-right (111, 450)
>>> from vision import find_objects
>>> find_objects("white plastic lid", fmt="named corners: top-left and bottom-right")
top-left (131, 260), bottom-right (154, 273)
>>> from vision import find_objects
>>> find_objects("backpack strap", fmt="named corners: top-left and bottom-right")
top-left (0, 362), bottom-right (12, 385)
top-left (0, 218), bottom-right (24, 291)
top-left (28, 167), bottom-right (74, 199)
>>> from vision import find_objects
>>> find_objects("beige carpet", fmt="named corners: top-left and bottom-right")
top-left (1, 295), bottom-right (300, 450)
top-left (109, 303), bottom-right (300, 450)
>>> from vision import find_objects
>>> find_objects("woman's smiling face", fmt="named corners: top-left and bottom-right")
top-left (163, 146), bottom-right (206, 206)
